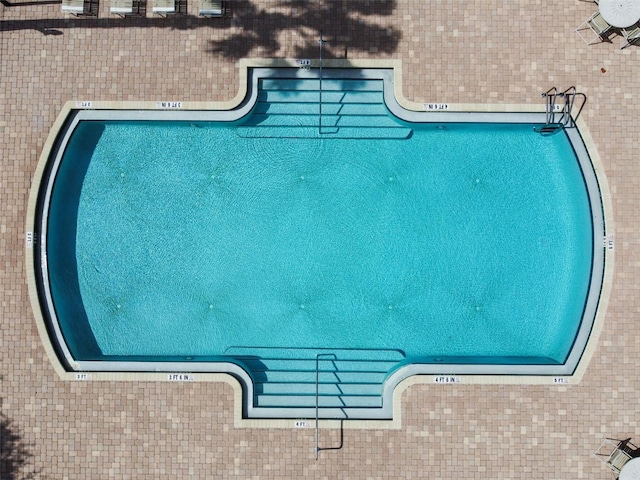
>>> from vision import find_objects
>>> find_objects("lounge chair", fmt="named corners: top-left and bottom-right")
top-left (594, 438), bottom-right (638, 474)
top-left (199, 0), bottom-right (224, 17)
top-left (111, 0), bottom-right (134, 15)
top-left (621, 24), bottom-right (640, 49)
top-left (153, 0), bottom-right (175, 15)
top-left (576, 11), bottom-right (613, 45)
top-left (61, 0), bottom-right (85, 15)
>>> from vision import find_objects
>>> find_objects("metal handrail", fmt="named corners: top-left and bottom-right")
top-left (561, 86), bottom-right (587, 127)
top-left (315, 352), bottom-right (335, 460)
top-left (318, 31), bottom-right (325, 135)
top-left (541, 87), bottom-right (558, 125)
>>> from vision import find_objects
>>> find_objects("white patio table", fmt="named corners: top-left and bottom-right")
top-left (620, 457), bottom-right (640, 480)
top-left (599, 0), bottom-right (640, 28)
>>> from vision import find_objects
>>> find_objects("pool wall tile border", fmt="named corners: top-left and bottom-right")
top-left (26, 58), bottom-right (613, 426)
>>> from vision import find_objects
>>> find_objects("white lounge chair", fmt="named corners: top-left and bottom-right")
top-left (200, 0), bottom-right (223, 17)
top-left (621, 24), bottom-right (640, 49)
top-left (61, 0), bottom-right (85, 15)
top-left (153, 0), bottom-right (175, 15)
top-left (111, 0), bottom-right (134, 15)
top-left (576, 11), bottom-right (613, 45)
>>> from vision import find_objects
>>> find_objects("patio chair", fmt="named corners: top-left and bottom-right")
top-left (594, 438), bottom-right (638, 474)
top-left (111, 0), bottom-right (136, 15)
top-left (621, 25), bottom-right (640, 49)
top-left (576, 11), bottom-right (614, 45)
top-left (199, 0), bottom-right (224, 17)
top-left (61, 0), bottom-right (85, 15)
top-left (152, 0), bottom-right (175, 15)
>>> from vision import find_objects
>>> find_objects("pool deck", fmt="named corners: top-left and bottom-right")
top-left (1, 1), bottom-right (639, 478)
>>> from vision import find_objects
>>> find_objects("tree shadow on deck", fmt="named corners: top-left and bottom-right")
top-left (0, 0), bottom-right (400, 60)
top-left (0, 395), bottom-right (40, 480)
top-left (208, 0), bottom-right (400, 59)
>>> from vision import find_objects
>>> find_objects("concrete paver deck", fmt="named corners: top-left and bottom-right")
top-left (1, 1), bottom-right (639, 478)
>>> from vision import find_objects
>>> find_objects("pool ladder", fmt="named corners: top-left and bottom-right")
top-left (534, 87), bottom-right (586, 136)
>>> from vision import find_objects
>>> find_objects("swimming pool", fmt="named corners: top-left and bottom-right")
top-left (29, 66), bottom-right (610, 419)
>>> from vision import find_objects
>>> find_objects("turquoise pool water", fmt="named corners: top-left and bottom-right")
top-left (47, 108), bottom-right (593, 364)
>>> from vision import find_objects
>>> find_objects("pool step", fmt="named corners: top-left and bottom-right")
top-left (237, 77), bottom-right (412, 140)
top-left (256, 393), bottom-right (383, 409)
top-left (238, 357), bottom-right (398, 373)
top-left (236, 126), bottom-right (411, 140)
top-left (244, 113), bottom-right (400, 128)
top-left (260, 78), bottom-right (384, 92)
top-left (258, 90), bottom-right (383, 104)
top-left (225, 347), bottom-right (405, 416)
top-left (258, 381), bottom-right (382, 396)
top-left (255, 369), bottom-right (389, 383)
top-left (251, 102), bottom-right (388, 116)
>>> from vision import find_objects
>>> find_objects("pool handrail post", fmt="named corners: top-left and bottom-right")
top-left (315, 353), bottom-right (319, 460)
top-left (318, 31), bottom-right (324, 135)
top-left (541, 87), bottom-right (558, 125)
top-left (315, 352), bottom-right (334, 460)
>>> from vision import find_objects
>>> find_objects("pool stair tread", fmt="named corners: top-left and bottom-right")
top-left (236, 126), bottom-right (411, 140)
top-left (224, 346), bottom-right (405, 414)
top-left (257, 382), bottom-right (383, 396)
top-left (256, 394), bottom-right (382, 408)
top-left (249, 102), bottom-right (390, 116)
top-left (240, 76), bottom-right (411, 141)
top-left (255, 371), bottom-right (388, 384)
top-left (258, 89), bottom-right (384, 101)
top-left (253, 370), bottom-right (390, 384)
top-left (234, 357), bottom-right (400, 372)
top-left (241, 113), bottom-right (401, 128)
top-left (224, 346), bottom-right (405, 360)
top-left (257, 90), bottom-right (383, 104)
top-left (259, 78), bottom-right (384, 92)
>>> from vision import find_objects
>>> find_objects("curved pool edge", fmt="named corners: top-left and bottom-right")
top-left (26, 59), bottom-right (614, 424)
top-left (562, 114), bottom-right (614, 384)
top-left (26, 100), bottom-right (78, 378)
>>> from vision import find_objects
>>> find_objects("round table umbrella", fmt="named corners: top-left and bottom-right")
top-left (599, 0), bottom-right (640, 28)
top-left (620, 457), bottom-right (640, 480)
